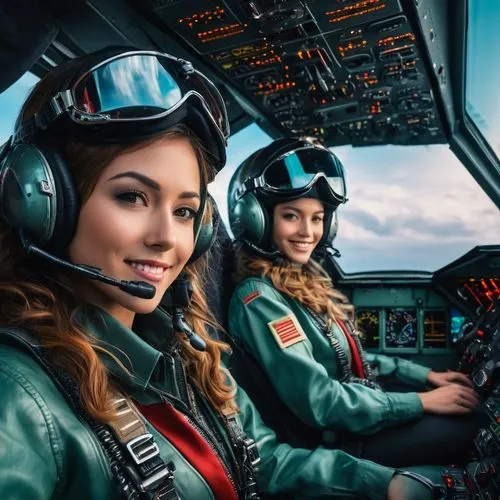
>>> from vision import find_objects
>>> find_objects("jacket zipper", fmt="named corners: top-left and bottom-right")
top-left (168, 349), bottom-right (240, 498)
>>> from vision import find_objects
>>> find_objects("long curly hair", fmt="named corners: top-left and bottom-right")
top-left (0, 55), bottom-right (236, 421)
top-left (235, 248), bottom-right (353, 325)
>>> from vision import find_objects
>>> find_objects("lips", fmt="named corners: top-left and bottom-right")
top-left (289, 240), bottom-right (314, 252)
top-left (125, 260), bottom-right (173, 283)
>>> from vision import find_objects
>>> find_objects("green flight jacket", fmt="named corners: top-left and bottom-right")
top-left (228, 277), bottom-right (430, 438)
top-left (0, 303), bottom-right (400, 499)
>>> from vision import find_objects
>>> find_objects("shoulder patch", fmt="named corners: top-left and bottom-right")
top-left (242, 290), bottom-right (261, 305)
top-left (268, 315), bottom-right (306, 349)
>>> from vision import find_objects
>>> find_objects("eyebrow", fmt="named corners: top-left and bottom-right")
top-left (108, 171), bottom-right (160, 190)
top-left (281, 206), bottom-right (324, 215)
top-left (108, 171), bottom-right (200, 199)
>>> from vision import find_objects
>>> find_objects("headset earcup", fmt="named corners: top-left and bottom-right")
top-left (321, 210), bottom-right (338, 245)
top-left (189, 216), bottom-right (215, 263)
top-left (32, 139), bottom-right (79, 252)
top-left (0, 143), bottom-right (58, 244)
top-left (230, 193), bottom-right (268, 246)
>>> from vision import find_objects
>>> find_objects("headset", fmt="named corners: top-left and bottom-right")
top-left (228, 137), bottom-right (346, 257)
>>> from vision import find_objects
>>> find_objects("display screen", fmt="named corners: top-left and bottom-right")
top-left (385, 309), bottom-right (418, 348)
top-left (450, 307), bottom-right (468, 343)
top-left (355, 309), bottom-right (380, 348)
top-left (423, 310), bottom-right (447, 348)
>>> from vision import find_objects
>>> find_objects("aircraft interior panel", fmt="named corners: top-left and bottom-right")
top-left (132, 0), bottom-right (447, 147)
top-left (330, 246), bottom-right (500, 496)
top-left (351, 287), bottom-right (461, 351)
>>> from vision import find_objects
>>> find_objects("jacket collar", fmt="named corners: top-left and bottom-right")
top-left (79, 304), bottom-right (175, 394)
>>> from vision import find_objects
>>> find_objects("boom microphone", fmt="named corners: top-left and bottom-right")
top-left (21, 238), bottom-right (156, 300)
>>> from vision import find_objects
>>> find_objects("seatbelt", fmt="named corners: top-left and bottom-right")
top-left (0, 327), bottom-right (178, 500)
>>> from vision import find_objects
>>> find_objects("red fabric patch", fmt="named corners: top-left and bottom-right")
top-left (242, 291), bottom-right (260, 305)
top-left (268, 315), bottom-right (305, 348)
top-left (337, 321), bottom-right (365, 378)
top-left (136, 402), bottom-right (237, 500)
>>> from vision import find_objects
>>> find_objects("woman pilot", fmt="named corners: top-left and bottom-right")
top-left (227, 137), bottom-right (480, 468)
top-left (0, 48), bottom-right (442, 500)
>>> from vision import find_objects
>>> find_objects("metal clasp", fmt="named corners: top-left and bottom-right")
top-left (242, 437), bottom-right (261, 467)
top-left (126, 433), bottom-right (160, 465)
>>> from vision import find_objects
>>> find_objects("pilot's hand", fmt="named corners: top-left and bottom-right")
top-left (427, 370), bottom-right (474, 388)
top-left (419, 384), bottom-right (479, 415)
top-left (387, 471), bottom-right (445, 500)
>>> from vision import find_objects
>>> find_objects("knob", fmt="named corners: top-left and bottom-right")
top-left (473, 369), bottom-right (488, 388)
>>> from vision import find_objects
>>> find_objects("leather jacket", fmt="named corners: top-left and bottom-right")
top-left (228, 277), bottom-right (429, 440)
top-left (0, 303), bottom-right (397, 499)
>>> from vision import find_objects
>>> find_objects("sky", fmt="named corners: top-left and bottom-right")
top-left (1, 72), bottom-right (499, 274)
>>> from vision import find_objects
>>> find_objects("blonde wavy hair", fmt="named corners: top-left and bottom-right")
top-left (235, 248), bottom-right (353, 325)
top-left (0, 57), bottom-right (236, 422)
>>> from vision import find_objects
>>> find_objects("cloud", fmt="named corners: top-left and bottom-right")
top-left (333, 144), bottom-right (500, 271)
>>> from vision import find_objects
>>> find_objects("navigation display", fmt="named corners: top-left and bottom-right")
top-left (423, 310), bottom-right (447, 348)
top-left (355, 309), bottom-right (380, 348)
top-left (385, 309), bottom-right (418, 348)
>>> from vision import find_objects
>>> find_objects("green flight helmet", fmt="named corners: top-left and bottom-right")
top-left (227, 137), bottom-right (347, 257)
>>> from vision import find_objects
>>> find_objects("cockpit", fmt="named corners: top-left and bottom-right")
top-left (0, 0), bottom-right (499, 498)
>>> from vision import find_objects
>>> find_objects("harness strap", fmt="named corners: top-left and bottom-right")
top-left (0, 327), bottom-right (178, 500)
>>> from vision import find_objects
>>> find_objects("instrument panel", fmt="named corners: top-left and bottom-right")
top-left (133, 0), bottom-right (447, 147)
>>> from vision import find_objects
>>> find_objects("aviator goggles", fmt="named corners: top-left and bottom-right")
top-left (15, 50), bottom-right (229, 167)
top-left (239, 146), bottom-right (347, 205)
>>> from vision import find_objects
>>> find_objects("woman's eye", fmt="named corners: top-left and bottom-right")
top-left (116, 191), bottom-right (147, 206)
top-left (312, 216), bottom-right (324, 223)
top-left (175, 207), bottom-right (198, 220)
top-left (282, 213), bottom-right (297, 221)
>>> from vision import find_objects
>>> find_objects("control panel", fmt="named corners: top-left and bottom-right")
top-left (136, 0), bottom-right (447, 147)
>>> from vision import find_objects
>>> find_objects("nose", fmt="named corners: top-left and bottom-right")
top-left (298, 217), bottom-right (313, 237)
top-left (144, 208), bottom-right (176, 251)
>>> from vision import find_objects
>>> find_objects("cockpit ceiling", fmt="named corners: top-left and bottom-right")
top-left (134, 0), bottom-right (447, 147)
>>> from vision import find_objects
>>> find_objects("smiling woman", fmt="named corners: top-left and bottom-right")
top-left (227, 137), bottom-right (482, 478)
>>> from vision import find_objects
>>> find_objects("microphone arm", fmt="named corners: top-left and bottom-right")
top-left (171, 308), bottom-right (207, 352)
top-left (162, 273), bottom-right (207, 352)
top-left (20, 233), bottom-right (156, 300)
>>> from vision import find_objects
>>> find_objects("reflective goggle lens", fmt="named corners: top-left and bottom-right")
top-left (73, 54), bottom-right (228, 137)
top-left (263, 148), bottom-right (346, 200)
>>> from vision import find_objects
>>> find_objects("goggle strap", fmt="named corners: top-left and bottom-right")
top-left (236, 177), bottom-right (265, 199)
top-left (14, 90), bottom-right (74, 143)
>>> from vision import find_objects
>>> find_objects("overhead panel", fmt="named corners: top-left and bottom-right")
top-left (136, 0), bottom-right (447, 147)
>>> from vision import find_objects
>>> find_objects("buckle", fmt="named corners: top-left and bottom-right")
top-left (242, 437), bottom-right (260, 467)
top-left (126, 433), bottom-right (160, 465)
top-left (137, 465), bottom-right (175, 493)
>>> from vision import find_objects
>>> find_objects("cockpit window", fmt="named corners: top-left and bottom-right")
top-left (330, 145), bottom-right (500, 273)
top-left (0, 72), bottom-right (39, 143)
top-left (212, 125), bottom-right (500, 273)
top-left (465, 0), bottom-right (500, 160)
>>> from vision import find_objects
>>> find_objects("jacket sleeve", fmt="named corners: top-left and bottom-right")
top-left (0, 358), bottom-right (60, 499)
top-left (229, 279), bottom-right (423, 434)
top-left (236, 384), bottom-right (395, 500)
top-left (365, 353), bottom-right (431, 387)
